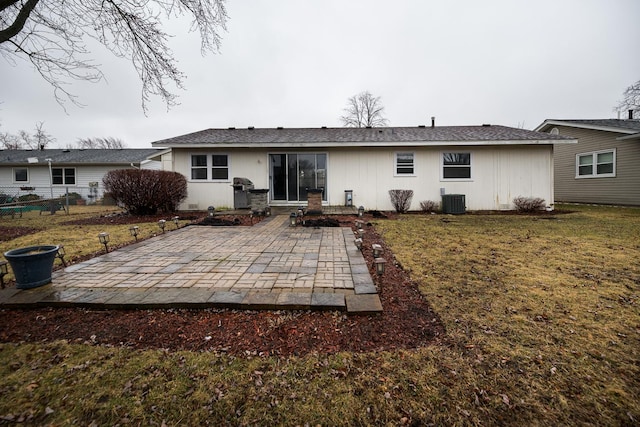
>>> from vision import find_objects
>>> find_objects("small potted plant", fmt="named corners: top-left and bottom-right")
top-left (4, 245), bottom-right (60, 289)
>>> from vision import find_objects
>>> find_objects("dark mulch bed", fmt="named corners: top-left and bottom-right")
top-left (0, 226), bottom-right (39, 242)
top-left (0, 213), bottom-right (444, 356)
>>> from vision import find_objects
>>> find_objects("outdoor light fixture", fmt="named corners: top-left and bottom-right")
top-left (264, 206), bottom-right (271, 217)
top-left (354, 238), bottom-right (363, 251)
top-left (358, 206), bottom-right (365, 218)
top-left (297, 206), bottom-right (304, 217)
top-left (57, 245), bottom-right (67, 267)
top-left (129, 226), bottom-right (139, 242)
top-left (158, 219), bottom-right (166, 233)
top-left (372, 244), bottom-right (383, 258)
top-left (357, 227), bottom-right (365, 238)
top-left (173, 216), bottom-right (180, 228)
top-left (208, 206), bottom-right (215, 217)
top-left (355, 219), bottom-right (364, 230)
top-left (0, 260), bottom-right (8, 289)
top-left (375, 257), bottom-right (387, 275)
top-left (289, 212), bottom-right (297, 226)
top-left (98, 232), bottom-right (110, 253)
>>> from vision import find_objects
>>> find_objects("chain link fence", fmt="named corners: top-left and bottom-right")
top-left (0, 185), bottom-right (115, 218)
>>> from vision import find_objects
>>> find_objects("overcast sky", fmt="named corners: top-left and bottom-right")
top-left (1, 0), bottom-right (639, 148)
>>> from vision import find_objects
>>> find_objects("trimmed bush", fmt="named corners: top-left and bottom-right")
top-left (17, 193), bottom-right (41, 202)
top-left (103, 169), bottom-right (188, 215)
top-left (420, 200), bottom-right (439, 213)
top-left (389, 189), bottom-right (414, 213)
top-left (513, 196), bottom-right (546, 212)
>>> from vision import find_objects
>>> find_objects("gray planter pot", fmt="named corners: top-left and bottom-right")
top-left (4, 245), bottom-right (59, 289)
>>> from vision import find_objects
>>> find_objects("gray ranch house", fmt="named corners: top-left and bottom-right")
top-left (535, 117), bottom-right (640, 206)
top-left (152, 125), bottom-right (575, 212)
top-left (0, 148), bottom-right (162, 203)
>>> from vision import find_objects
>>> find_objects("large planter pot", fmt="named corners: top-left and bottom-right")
top-left (4, 245), bottom-right (59, 289)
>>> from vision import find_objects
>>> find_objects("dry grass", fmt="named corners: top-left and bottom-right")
top-left (0, 204), bottom-right (639, 425)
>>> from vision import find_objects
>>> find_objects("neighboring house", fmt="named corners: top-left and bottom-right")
top-left (0, 148), bottom-right (161, 202)
top-left (152, 125), bottom-right (575, 211)
top-left (535, 118), bottom-right (640, 206)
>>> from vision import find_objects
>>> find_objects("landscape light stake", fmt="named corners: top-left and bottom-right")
top-left (173, 216), bottom-right (180, 229)
top-left (0, 261), bottom-right (8, 289)
top-left (57, 245), bottom-right (67, 267)
top-left (158, 219), bottom-right (166, 234)
top-left (208, 206), bottom-right (215, 217)
top-left (354, 238), bottom-right (363, 251)
top-left (358, 206), bottom-right (365, 218)
top-left (375, 257), bottom-right (387, 275)
top-left (372, 244), bottom-right (383, 258)
top-left (99, 232), bottom-right (110, 253)
top-left (129, 226), bottom-right (139, 242)
top-left (289, 212), bottom-right (297, 227)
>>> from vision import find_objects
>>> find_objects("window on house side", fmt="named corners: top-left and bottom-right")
top-left (442, 152), bottom-right (471, 179)
top-left (576, 150), bottom-right (615, 178)
top-left (190, 154), bottom-right (229, 180)
top-left (395, 152), bottom-right (414, 175)
top-left (14, 168), bottom-right (28, 182)
top-left (52, 168), bottom-right (76, 185)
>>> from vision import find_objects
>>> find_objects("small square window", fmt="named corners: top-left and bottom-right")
top-left (14, 168), bottom-right (28, 182)
top-left (395, 152), bottom-right (414, 175)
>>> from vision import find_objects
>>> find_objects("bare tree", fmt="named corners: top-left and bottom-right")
top-left (340, 91), bottom-right (389, 127)
top-left (76, 137), bottom-right (126, 149)
top-left (615, 80), bottom-right (640, 119)
top-left (0, 121), bottom-right (54, 149)
top-left (0, 0), bottom-right (228, 111)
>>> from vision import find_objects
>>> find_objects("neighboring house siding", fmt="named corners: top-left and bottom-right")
top-left (172, 145), bottom-right (554, 211)
top-left (553, 126), bottom-right (640, 205)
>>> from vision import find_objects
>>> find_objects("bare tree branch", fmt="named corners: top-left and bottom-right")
top-left (76, 136), bottom-right (126, 149)
top-left (340, 91), bottom-right (389, 127)
top-left (0, 0), bottom-right (228, 111)
top-left (615, 80), bottom-right (640, 119)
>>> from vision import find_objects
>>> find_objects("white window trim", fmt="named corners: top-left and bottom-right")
top-left (440, 151), bottom-right (473, 181)
top-left (575, 148), bottom-right (616, 179)
top-left (12, 167), bottom-right (29, 183)
top-left (394, 152), bottom-right (416, 177)
top-left (52, 167), bottom-right (77, 186)
top-left (188, 153), bottom-right (231, 182)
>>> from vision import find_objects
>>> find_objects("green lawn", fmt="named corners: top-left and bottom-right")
top-left (1, 204), bottom-right (639, 425)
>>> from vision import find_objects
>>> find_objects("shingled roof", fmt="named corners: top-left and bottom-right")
top-left (152, 125), bottom-right (573, 148)
top-left (535, 119), bottom-right (640, 137)
top-left (0, 148), bottom-right (161, 165)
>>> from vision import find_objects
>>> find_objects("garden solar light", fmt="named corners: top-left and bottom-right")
top-left (297, 206), bottom-right (304, 217)
top-left (354, 238), bottom-right (363, 251)
top-left (264, 206), bottom-right (271, 217)
top-left (289, 212), bottom-right (297, 226)
top-left (98, 232), bottom-right (110, 253)
top-left (358, 206), bottom-right (365, 218)
top-left (129, 226), bottom-right (139, 242)
top-left (57, 245), bottom-right (67, 267)
top-left (357, 227), bottom-right (365, 238)
top-left (355, 219), bottom-right (364, 229)
top-left (208, 206), bottom-right (215, 217)
top-left (158, 219), bottom-right (166, 233)
top-left (375, 257), bottom-right (387, 275)
top-left (173, 216), bottom-right (180, 228)
top-left (0, 260), bottom-right (8, 289)
top-left (372, 243), bottom-right (383, 258)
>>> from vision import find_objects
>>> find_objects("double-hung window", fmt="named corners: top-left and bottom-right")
top-left (576, 149), bottom-right (615, 178)
top-left (395, 152), bottom-right (415, 175)
top-left (442, 152), bottom-right (471, 180)
top-left (52, 167), bottom-right (76, 185)
top-left (190, 154), bottom-right (229, 180)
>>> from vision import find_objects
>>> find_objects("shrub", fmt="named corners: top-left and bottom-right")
top-left (419, 200), bottom-right (439, 213)
top-left (103, 169), bottom-right (188, 215)
top-left (513, 196), bottom-right (546, 212)
top-left (389, 189), bottom-right (414, 213)
top-left (18, 193), bottom-right (41, 202)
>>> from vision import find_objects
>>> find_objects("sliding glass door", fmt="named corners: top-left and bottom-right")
top-left (270, 153), bottom-right (327, 203)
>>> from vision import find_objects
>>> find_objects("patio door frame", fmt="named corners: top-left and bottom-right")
top-left (269, 153), bottom-right (327, 204)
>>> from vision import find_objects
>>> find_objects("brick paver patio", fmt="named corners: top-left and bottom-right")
top-left (0, 215), bottom-right (382, 313)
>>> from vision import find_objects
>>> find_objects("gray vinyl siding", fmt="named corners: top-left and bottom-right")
top-left (553, 126), bottom-right (640, 205)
